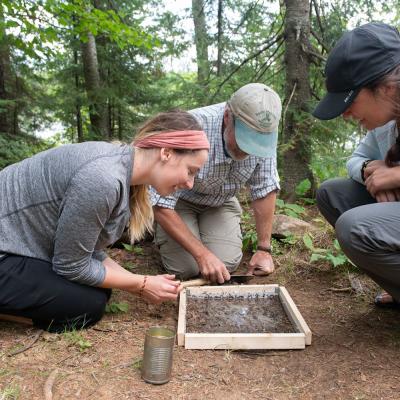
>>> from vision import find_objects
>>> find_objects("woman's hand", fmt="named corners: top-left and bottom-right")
top-left (365, 165), bottom-right (400, 196)
top-left (140, 274), bottom-right (182, 304)
top-left (375, 189), bottom-right (400, 202)
top-left (101, 260), bottom-right (181, 303)
top-left (363, 160), bottom-right (386, 180)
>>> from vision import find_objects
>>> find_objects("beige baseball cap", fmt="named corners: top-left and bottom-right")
top-left (229, 83), bottom-right (282, 158)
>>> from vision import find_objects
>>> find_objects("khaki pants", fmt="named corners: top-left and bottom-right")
top-left (155, 197), bottom-right (243, 280)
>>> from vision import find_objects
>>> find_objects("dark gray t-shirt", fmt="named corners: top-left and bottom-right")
top-left (0, 142), bottom-right (133, 286)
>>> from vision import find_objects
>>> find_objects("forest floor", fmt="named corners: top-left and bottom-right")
top-left (1, 207), bottom-right (400, 400)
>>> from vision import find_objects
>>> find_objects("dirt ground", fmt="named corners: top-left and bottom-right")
top-left (1, 218), bottom-right (400, 399)
top-left (185, 292), bottom-right (295, 333)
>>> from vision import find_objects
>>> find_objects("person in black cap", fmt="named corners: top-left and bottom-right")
top-left (314, 22), bottom-right (400, 308)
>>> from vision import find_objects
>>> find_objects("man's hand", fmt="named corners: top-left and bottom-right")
top-left (247, 250), bottom-right (274, 276)
top-left (196, 249), bottom-right (231, 283)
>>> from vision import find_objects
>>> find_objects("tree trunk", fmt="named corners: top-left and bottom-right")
top-left (73, 48), bottom-right (83, 142)
top-left (0, 8), bottom-right (14, 135)
top-left (216, 0), bottom-right (223, 76)
top-left (192, 0), bottom-right (209, 85)
top-left (281, 0), bottom-right (314, 200)
top-left (117, 106), bottom-right (123, 140)
top-left (81, 32), bottom-right (108, 138)
top-left (12, 76), bottom-right (21, 135)
top-left (108, 98), bottom-right (113, 139)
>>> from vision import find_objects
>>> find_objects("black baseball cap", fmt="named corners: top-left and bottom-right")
top-left (313, 22), bottom-right (400, 120)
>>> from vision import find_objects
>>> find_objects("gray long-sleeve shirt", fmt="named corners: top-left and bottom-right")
top-left (346, 120), bottom-right (397, 183)
top-left (0, 142), bottom-right (133, 286)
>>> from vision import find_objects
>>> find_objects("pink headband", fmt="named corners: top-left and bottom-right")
top-left (134, 130), bottom-right (210, 150)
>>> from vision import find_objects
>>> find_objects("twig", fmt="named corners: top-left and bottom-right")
top-left (252, 41), bottom-right (284, 81)
top-left (301, 43), bottom-right (327, 62)
top-left (210, 34), bottom-right (283, 101)
top-left (310, 28), bottom-right (329, 53)
top-left (328, 287), bottom-right (353, 292)
top-left (92, 327), bottom-right (115, 332)
top-left (91, 372), bottom-right (100, 384)
top-left (44, 369), bottom-right (58, 400)
top-left (56, 354), bottom-right (74, 365)
top-left (111, 361), bottom-right (133, 369)
top-left (311, 0), bottom-right (325, 40)
top-left (7, 329), bottom-right (43, 357)
top-left (232, 1), bottom-right (261, 34)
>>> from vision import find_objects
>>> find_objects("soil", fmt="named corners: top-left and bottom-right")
top-left (186, 293), bottom-right (295, 333)
top-left (1, 209), bottom-right (400, 399)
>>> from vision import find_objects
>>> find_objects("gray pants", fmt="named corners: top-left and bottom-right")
top-left (317, 178), bottom-right (400, 300)
top-left (155, 198), bottom-right (243, 280)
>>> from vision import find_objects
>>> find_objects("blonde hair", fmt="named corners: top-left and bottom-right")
top-left (129, 109), bottom-right (202, 242)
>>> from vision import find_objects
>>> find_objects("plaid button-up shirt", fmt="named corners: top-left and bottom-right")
top-left (150, 102), bottom-right (280, 209)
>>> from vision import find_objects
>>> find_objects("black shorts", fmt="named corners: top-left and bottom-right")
top-left (0, 254), bottom-right (111, 332)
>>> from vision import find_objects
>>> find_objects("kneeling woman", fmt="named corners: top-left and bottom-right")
top-left (314, 22), bottom-right (400, 308)
top-left (0, 110), bottom-right (209, 332)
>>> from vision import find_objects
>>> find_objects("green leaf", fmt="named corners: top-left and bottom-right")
top-left (295, 179), bottom-right (311, 196)
top-left (276, 198), bottom-right (285, 208)
top-left (133, 246), bottom-right (144, 255)
top-left (301, 198), bottom-right (316, 205)
top-left (302, 233), bottom-right (327, 254)
top-left (281, 234), bottom-right (298, 245)
top-left (105, 302), bottom-right (129, 314)
top-left (124, 262), bottom-right (137, 271)
top-left (326, 253), bottom-right (347, 267)
top-left (302, 233), bottom-right (315, 251)
top-left (284, 203), bottom-right (306, 214)
top-left (333, 239), bottom-right (341, 251)
top-left (122, 243), bottom-right (134, 252)
top-left (242, 237), bottom-right (251, 251)
top-left (285, 209), bottom-right (299, 218)
top-left (310, 253), bottom-right (326, 262)
top-left (5, 20), bottom-right (20, 28)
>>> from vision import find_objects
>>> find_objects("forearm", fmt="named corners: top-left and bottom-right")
top-left (99, 257), bottom-right (181, 303)
top-left (154, 206), bottom-right (207, 259)
top-left (98, 257), bottom-right (142, 293)
top-left (347, 156), bottom-right (369, 183)
top-left (346, 130), bottom-right (383, 183)
top-left (251, 191), bottom-right (277, 247)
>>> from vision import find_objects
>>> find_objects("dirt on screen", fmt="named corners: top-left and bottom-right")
top-left (185, 292), bottom-right (296, 333)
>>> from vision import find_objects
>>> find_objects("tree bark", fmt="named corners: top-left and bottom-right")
top-left (281, 0), bottom-right (314, 200)
top-left (108, 98), bottom-right (113, 139)
top-left (192, 0), bottom-right (210, 85)
top-left (81, 32), bottom-right (108, 138)
top-left (117, 106), bottom-right (122, 140)
top-left (216, 0), bottom-right (223, 76)
top-left (0, 8), bottom-right (14, 135)
top-left (73, 48), bottom-right (83, 142)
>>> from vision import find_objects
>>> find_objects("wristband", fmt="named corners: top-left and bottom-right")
top-left (139, 275), bottom-right (148, 297)
top-left (256, 245), bottom-right (272, 254)
top-left (361, 159), bottom-right (373, 182)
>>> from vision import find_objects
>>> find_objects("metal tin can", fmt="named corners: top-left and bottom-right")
top-left (141, 327), bottom-right (175, 384)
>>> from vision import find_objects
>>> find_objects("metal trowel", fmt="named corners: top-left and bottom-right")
top-left (181, 274), bottom-right (253, 288)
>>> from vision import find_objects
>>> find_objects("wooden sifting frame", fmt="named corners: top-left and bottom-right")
top-left (177, 284), bottom-right (312, 350)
